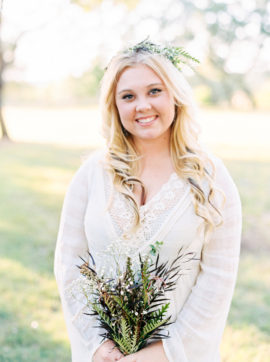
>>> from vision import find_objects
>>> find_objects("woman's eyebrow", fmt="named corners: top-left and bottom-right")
top-left (117, 88), bottom-right (133, 95)
top-left (147, 82), bottom-right (164, 87)
top-left (117, 83), bottom-right (164, 95)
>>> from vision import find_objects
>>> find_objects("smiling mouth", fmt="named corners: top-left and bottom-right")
top-left (136, 115), bottom-right (157, 124)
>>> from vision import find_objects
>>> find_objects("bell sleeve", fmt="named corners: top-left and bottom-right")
top-left (54, 156), bottom-right (103, 362)
top-left (162, 158), bottom-right (242, 362)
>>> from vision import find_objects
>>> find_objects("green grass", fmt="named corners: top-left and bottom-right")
top-left (0, 142), bottom-right (93, 361)
top-left (0, 141), bottom-right (269, 361)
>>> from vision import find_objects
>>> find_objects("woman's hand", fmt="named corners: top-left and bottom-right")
top-left (118, 341), bottom-right (168, 362)
top-left (93, 340), bottom-right (124, 362)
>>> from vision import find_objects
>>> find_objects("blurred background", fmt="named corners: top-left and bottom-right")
top-left (0, 0), bottom-right (269, 361)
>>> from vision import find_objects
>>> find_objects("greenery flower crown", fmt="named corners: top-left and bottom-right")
top-left (125, 38), bottom-right (200, 71)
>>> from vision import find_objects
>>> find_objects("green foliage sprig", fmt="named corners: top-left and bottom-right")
top-left (76, 242), bottom-right (197, 355)
top-left (125, 38), bottom-right (200, 71)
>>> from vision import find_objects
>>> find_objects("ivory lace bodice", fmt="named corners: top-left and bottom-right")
top-left (102, 171), bottom-right (189, 261)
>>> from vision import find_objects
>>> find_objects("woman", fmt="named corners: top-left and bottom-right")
top-left (54, 40), bottom-right (242, 362)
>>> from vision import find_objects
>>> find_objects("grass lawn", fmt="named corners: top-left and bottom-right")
top-left (0, 108), bottom-right (269, 361)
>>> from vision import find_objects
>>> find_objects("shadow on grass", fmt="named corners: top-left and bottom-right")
top-left (0, 308), bottom-right (70, 362)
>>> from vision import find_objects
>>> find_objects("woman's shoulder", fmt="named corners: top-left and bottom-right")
top-left (77, 148), bottom-right (106, 174)
top-left (69, 148), bottom-right (106, 188)
top-left (82, 147), bottom-right (106, 166)
top-left (202, 150), bottom-right (231, 182)
top-left (202, 149), bottom-right (224, 173)
top-left (203, 150), bottom-right (240, 204)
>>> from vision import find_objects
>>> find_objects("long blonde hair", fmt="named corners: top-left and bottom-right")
top-left (99, 49), bottom-right (223, 239)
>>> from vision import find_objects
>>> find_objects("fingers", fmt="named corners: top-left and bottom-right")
top-left (93, 340), bottom-right (124, 362)
top-left (108, 341), bottom-right (124, 361)
top-left (109, 347), bottom-right (123, 361)
top-left (118, 354), bottom-right (136, 362)
top-left (113, 353), bottom-right (124, 361)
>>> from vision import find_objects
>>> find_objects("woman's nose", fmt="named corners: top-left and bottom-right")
top-left (135, 98), bottom-right (152, 112)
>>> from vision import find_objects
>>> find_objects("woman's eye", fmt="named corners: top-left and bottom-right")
top-left (150, 88), bottom-right (162, 95)
top-left (122, 94), bottom-right (133, 100)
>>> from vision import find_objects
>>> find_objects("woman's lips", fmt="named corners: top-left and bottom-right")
top-left (136, 115), bottom-right (158, 125)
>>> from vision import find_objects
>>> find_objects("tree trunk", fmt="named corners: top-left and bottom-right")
top-left (0, 7), bottom-right (10, 140)
top-left (0, 60), bottom-right (9, 139)
top-left (0, 109), bottom-right (8, 138)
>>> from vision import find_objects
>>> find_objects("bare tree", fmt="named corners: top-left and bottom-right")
top-left (0, 1), bottom-right (67, 140)
top-left (0, 20), bottom-right (30, 140)
top-left (0, 0), bottom-right (9, 139)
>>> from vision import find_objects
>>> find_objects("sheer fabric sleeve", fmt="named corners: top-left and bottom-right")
top-left (54, 157), bottom-right (103, 361)
top-left (162, 158), bottom-right (242, 362)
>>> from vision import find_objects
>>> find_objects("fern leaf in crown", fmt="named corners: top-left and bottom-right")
top-left (125, 38), bottom-right (200, 71)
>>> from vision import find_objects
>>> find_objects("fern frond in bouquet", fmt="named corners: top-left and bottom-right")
top-left (72, 242), bottom-right (196, 356)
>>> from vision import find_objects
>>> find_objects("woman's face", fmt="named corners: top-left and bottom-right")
top-left (115, 64), bottom-right (175, 145)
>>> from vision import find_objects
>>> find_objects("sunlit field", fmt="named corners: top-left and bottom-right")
top-left (0, 106), bottom-right (269, 361)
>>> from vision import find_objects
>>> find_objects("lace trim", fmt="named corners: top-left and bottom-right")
top-left (103, 171), bottom-right (188, 258)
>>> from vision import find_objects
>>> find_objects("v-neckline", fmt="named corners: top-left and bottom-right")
top-left (103, 168), bottom-right (191, 256)
top-left (139, 171), bottom-right (177, 210)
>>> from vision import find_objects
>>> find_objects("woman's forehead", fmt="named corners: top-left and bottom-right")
top-left (116, 64), bottom-right (164, 91)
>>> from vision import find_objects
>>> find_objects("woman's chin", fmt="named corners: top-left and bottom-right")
top-left (132, 132), bottom-right (164, 143)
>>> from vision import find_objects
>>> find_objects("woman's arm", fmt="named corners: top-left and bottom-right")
top-left (54, 156), bottom-right (106, 361)
top-left (162, 158), bottom-right (242, 362)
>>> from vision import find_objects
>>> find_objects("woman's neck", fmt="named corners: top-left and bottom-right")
top-left (133, 134), bottom-right (172, 171)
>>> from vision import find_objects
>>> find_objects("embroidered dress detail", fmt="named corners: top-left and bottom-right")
top-left (103, 172), bottom-right (188, 258)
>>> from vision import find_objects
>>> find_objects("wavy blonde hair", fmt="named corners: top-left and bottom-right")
top-left (99, 49), bottom-right (223, 240)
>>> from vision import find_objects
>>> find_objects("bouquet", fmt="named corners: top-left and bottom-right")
top-left (72, 242), bottom-right (195, 356)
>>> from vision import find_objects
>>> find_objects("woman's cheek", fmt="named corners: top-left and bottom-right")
top-left (123, 105), bottom-right (134, 123)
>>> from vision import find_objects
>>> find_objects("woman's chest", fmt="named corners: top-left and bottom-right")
top-left (83, 170), bottom-right (205, 263)
top-left (133, 167), bottom-right (176, 206)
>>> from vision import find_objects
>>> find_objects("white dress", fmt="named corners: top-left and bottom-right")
top-left (54, 149), bottom-right (242, 362)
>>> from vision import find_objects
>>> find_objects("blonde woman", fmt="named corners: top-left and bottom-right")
top-left (54, 40), bottom-right (242, 362)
